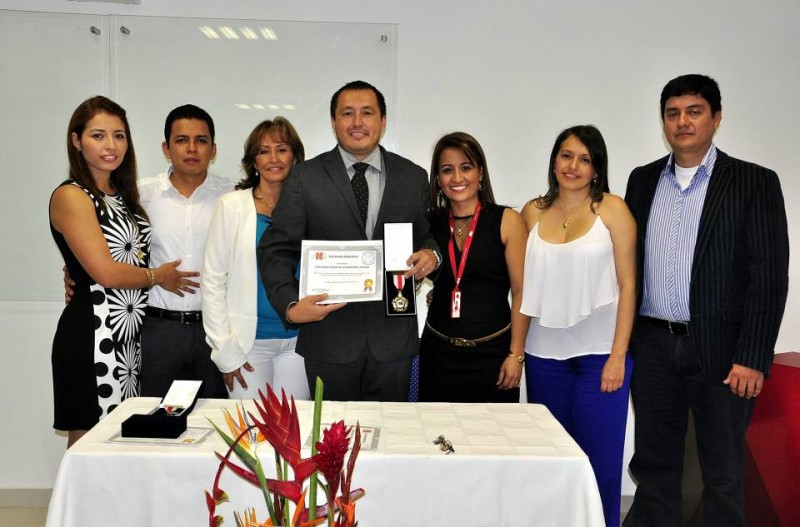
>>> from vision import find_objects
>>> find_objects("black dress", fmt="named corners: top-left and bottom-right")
top-left (418, 204), bottom-right (519, 403)
top-left (50, 181), bottom-right (150, 430)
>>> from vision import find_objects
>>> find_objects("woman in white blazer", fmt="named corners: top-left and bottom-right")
top-left (202, 118), bottom-right (309, 399)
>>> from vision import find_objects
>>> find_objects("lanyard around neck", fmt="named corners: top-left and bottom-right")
top-left (448, 203), bottom-right (482, 291)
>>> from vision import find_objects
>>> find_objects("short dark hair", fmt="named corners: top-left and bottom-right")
top-left (537, 125), bottom-right (609, 210)
top-left (429, 131), bottom-right (496, 212)
top-left (660, 74), bottom-right (722, 120)
top-left (236, 117), bottom-right (305, 190)
top-left (163, 104), bottom-right (215, 143)
top-left (330, 80), bottom-right (386, 118)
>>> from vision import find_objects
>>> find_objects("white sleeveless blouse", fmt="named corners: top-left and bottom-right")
top-left (521, 215), bottom-right (619, 359)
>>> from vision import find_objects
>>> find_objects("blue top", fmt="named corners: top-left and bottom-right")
top-left (256, 213), bottom-right (298, 340)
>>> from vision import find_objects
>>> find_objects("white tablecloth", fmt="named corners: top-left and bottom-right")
top-left (46, 398), bottom-right (604, 527)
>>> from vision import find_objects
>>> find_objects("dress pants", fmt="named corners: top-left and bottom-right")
top-left (139, 316), bottom-right (228, 399)
top-left (629, 317), bottom-right (755, 527)
top-left (303, 350), bottom-right (411, 402)
top-left (526, 353), bottom-right (632, 527)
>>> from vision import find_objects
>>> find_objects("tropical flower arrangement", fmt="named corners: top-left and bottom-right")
top-left (206, 379), bottom-right (364, 527)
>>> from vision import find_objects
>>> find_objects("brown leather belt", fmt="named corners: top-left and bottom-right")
top-left (145, 306), bottom-right (202, 324)
top-left (425, 321), bottom-right (511, 347)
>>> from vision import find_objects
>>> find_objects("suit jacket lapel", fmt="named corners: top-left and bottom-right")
top-left (322, 147), bottom-right (365, 230)
top-left (636, 157), bottom-right (666, 241)
top-left (692, 150), bottom-right (733, 277)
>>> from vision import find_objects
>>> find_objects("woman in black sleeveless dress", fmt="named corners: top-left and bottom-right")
top-left (50, 96), bottom-right (187, 447)
top-left (418, 132), bottom-right (529, 402)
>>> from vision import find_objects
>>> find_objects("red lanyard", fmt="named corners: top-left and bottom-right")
top-left (448, 203), bottom-right (481, 318)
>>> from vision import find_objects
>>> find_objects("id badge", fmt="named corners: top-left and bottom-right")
top-left (451, 290), bottom-right (461, 318)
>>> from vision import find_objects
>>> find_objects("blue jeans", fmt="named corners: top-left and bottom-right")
top-left (526, 353), bottom-right (632, 527)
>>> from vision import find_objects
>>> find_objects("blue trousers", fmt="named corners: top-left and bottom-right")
top-left (526, 353), bottom-right (632, 527)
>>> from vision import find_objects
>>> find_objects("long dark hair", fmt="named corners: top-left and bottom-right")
top-left (429, 131), bottom-right (496, 212)
top-left (536, 125), bottom-right (609, 211)
top-left (236, 117), bottom-right (305, 190)
top-left (67, 96), bottom-right (145, 218)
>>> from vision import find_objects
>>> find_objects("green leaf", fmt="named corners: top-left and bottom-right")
top-left (308, 377), bottom-right (324, 521)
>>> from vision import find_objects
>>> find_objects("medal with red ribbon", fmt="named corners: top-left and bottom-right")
top-left (391, 272), bottom-right (409, 312)
top-left (448, 204), bottom-right (482, 318)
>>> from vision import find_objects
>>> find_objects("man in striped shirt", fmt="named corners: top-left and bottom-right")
top-left (625, 74), bottom-right (789, 526)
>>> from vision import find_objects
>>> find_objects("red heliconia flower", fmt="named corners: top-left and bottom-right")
top-left (252, 386), bottom-right (317, 484)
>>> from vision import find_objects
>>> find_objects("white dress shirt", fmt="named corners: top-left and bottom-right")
top-left (139, 168), bottom-right (233, 311)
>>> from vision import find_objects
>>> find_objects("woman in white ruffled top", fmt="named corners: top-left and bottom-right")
top-left (520, 125), bottom-right (636, 527)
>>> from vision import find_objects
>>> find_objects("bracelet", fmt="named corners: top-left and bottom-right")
top-left (428, 248), bottom-right (442, 270)
top-left (143, 268), bottom-right (156, 288)
top-left (508, 352), bottom-right (524, 364)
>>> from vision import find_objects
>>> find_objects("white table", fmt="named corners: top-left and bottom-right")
top-left (46, 398), bottom-right (604, 527)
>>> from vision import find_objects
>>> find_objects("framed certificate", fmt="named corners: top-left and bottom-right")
top-left (299, 240), bottom-right (384, 304)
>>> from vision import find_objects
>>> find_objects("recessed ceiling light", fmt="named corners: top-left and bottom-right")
top-left (260, 27), bottom-right (278, 40)
top-left (240, 27), bottom-right (259, 40)
top-left (199, 26), bottom-right (220, 39)
top-left (219, 27), bottom-right (239, 40)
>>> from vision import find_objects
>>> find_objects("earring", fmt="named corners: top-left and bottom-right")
top-left (255, 169), bottom-right (260, 177)
top-left (479, 182), bottom-right (483, 191)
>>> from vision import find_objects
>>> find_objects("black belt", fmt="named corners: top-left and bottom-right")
top-left (641, 316), bottom-right (690, 336)
top-left (145, 306), bottom-right (202, 324)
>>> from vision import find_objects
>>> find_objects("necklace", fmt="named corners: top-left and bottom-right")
top-left (252, 188), bottom-right (275, 209)
top-left (453, 214), bottom-right (473, 236)
top-left (558, 198), bottom-right (590, 229)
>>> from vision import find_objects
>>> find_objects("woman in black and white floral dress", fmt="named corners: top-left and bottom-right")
top-left (49, 96), bottom-right (190, 447)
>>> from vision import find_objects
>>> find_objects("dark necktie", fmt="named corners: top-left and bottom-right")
top-left (351, 162), bottom-right (369, 225)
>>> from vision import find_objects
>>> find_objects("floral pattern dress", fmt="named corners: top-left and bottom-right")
top-left (50, 181), bottom-right (150, 429)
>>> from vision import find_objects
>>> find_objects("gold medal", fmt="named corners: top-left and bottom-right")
top-left (392, 291), bottom-right (409, 312)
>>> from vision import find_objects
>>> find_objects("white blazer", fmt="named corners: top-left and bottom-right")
top-left (202, 189), bottom-right (259, 373)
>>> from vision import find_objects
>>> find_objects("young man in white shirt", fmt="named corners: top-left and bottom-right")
top-left (138, 105), bottom-right (233, 398)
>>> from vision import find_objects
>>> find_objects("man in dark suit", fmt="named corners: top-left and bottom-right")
top-left (625, 74), bottom-right (789, 526)
top-left (258, 80), bottom-right (440, 401)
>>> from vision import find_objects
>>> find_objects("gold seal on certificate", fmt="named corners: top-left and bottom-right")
top-left (299, 240), bottom-right (384, 304)
top-left (391, 273), bottom-right (408, 312)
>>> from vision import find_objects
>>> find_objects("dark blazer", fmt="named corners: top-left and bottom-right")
top-left (625, 149), bottom-right (789, 381)
top-left (258, 146), bottom-right (436, 364)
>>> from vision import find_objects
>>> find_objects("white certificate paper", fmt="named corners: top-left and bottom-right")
top-left (300, 240), bottom-right (384, 304)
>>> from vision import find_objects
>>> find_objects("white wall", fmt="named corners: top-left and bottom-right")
top-left (1, 0), bottom-right (797, 491)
